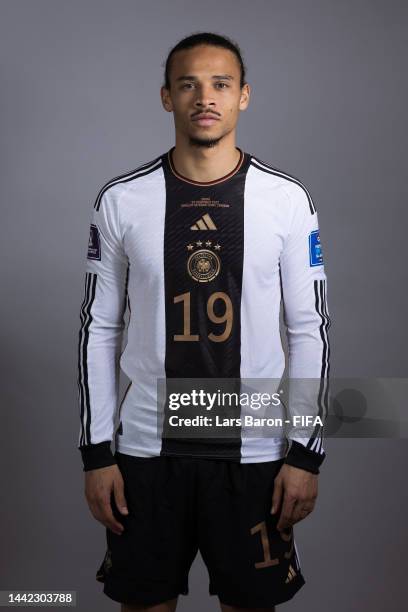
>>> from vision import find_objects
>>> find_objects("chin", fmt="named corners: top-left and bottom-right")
top-left (188, 133), bottom-right (224, 148)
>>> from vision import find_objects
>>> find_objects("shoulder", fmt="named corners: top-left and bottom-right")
top-left (93, 153), bottom-right (163, 211)
top-left (248, 153), bottom-right (316, 215)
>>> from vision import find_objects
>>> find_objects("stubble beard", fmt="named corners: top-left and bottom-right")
top-left (188, 134), bottom-right (223, 149)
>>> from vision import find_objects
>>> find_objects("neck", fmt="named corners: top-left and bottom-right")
top-left (171, 133), bottom-right (241, 182)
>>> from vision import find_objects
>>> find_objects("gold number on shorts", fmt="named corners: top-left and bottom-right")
top-left (250, 521), bottom-right (279, 569)
top-left (279, 526), bottom-right (294, 559)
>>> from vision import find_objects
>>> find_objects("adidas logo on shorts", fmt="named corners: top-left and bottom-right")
top-left (285, 564), bottom-right (297, 583)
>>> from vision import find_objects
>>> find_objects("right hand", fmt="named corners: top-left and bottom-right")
top-left (84, 464), bottom-right (129, 535)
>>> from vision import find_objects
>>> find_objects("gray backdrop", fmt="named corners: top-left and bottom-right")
top-left (1, 0), bottom-right (407, 610)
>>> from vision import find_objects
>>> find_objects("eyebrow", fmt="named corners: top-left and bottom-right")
top-left (175, 74), bottom-right (235, 82)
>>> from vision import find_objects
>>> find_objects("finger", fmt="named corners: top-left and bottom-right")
top-left (291, 502), bottom-right (314, 525)
top-left (98, 499), bottom-right (125, 535)
top-left (113, 476), bottom-right (129, 515)
top-left (290, 504), bottom-right (308, 525)
top-left (276, 495), bottom-right (296, 531)
top-left (271, 477), bottom-right (283, 515)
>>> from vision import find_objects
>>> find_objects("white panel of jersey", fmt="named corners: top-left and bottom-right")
top-left (77, 148), bottom-right (331, 472)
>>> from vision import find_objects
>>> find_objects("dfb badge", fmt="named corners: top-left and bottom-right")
top-left (186, 240), bottom-right (221, 282)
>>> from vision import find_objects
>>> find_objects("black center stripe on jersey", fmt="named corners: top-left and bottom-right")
top-left (160, 151), bottom-right (252, 459)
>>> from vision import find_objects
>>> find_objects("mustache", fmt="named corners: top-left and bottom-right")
top-left (191, 110), bottom-right (221, 118)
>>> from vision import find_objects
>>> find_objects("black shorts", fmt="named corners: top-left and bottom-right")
top-left (96, 452), bottom-right (306, 608)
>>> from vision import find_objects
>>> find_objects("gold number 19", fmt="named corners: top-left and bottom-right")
top-left (173, 291), bottom-right (233, 342)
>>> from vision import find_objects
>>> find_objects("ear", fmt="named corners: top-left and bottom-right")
top-left (239, 83), bottom-right (251, 111)
top-left (161, 86), bottom-right (173, 112)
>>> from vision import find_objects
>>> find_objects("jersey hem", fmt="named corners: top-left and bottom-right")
top-left (115, 443), bottom-right (287, 463)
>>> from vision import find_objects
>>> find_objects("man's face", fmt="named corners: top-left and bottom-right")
top-left (161, 44), bottom-right (250, 148)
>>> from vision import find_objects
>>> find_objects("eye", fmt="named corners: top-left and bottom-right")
top-left (181, 83), bottom-right (194, 90)
top-left (215, 82), bottom-right (229, 89)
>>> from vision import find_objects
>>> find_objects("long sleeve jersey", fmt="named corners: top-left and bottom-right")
top-left (77, 147), bottom-right (331, 473)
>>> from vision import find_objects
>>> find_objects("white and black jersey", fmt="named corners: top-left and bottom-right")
top-left (77, 148), bottom-right (331, 473)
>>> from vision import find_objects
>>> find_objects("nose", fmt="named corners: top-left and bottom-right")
top-left (193, 83), bottom-right (216, 110)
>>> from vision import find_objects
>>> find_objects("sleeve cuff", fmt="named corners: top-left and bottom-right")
top-left (284, 440), bottom-right (326, 474)
top-left (79, 440), bottom-right (117, 472)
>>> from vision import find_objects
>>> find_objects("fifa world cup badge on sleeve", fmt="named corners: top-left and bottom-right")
top-left (309, 229), bottom-right (323, 266)
top-left (87, 224), bottom-right (101, 260)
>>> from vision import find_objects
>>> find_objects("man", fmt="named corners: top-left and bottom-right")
top-left (77, 32), bottom-right (331, 612)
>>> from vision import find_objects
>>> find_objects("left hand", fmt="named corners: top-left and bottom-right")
top-left (271, 463), bottom-right (318, 531)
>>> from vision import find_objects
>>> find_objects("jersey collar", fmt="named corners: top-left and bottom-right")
top-left (166, 146), bottom-right (246, 186)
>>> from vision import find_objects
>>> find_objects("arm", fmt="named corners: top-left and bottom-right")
top-left (279, 180), bottom-right (331, 475)
top-left (77, 183), bottom-right (129, 472)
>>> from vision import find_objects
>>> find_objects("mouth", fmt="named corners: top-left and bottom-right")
top-left (191, 114), bottom-right (220, 127)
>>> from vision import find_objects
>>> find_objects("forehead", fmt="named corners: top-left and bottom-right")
top-left (170, 44), bottom-right (240, 78)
